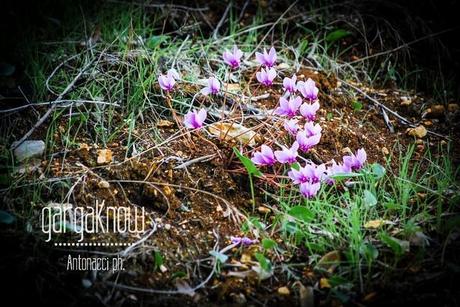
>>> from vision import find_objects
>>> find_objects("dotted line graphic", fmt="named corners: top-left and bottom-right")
top-left (54, 242), bottom-right (132, 247)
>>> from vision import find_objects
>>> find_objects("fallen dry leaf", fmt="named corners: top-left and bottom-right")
top-left (156, 119), bottom-right (175, 128)
top-left (97, 149), bottom-right (113, 164)
top-left (208, 122), bottom-right (259, 146)
top-left (319, 278), bottom-right (331, 289)
top-left (364, 219), bottom-right (392, 229)
top-left (277, 286), bottom-right (290, 295)
top-left (406, 125), bottom-right (427, 138)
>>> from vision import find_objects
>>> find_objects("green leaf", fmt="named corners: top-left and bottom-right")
top-left (0, 210), bottom-right (15, 224)
top-left (254, 252), bottom-right (272, 272)
top-left (209, 250), bottom-right (229, 263)
top-left (262, 238), bottom-right (277, 250)
top-left (326, 29), bottom-right (352, 43)
top-left (363, 190), bottom-right (377, 207)
top-left (154, 250), bottom-right (163, 269)
top-left (371, 163), bottom-right (386, 179)
top-left (288, 206), bottom-right (314, 223)
top-left (360, 242), bottom-right (379, 261)
top-left (233, 147), bottom-right (262, 177)
top-left (326, 112), bottom-right (334, 121)
top-left (291, 162), bottom-right (301, 171)
top-left (352, 100), bottom-right (363, 111)
top-left (330, 172), bottom-right (364, 180)
top-left (379, 233), bottom-right (409, 256)
top-left (147, 35), bottom-right (170, 49)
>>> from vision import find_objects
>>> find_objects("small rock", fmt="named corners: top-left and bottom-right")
top-left (400, 96), bottom-right (412, 106)
top-left (13, 140), bottom-right (45, 162)
top-left (231, 293), bottom-right (247, 304)
top-left (278, 286), bottom-right (290, 296)
top-left (159, 264), bottom-right (168, 273)
top-left (258, 206), bottom-right (271, 214)
top-left (427, 104), bottom-right (445, 118)
top-left (164, 224), bottom-right (171, 230)
top-left (341, 147), bottom-right (352, 155)
top-left (97, 180), bottom-right (110, 189)
top-left (407, 125), bottom-right (427, 138)
top-left (447, 103), bottom-right (459, 113)
top-left (381, 147), bottom-right (389, 155)
top-left (97, 149), bottom-right (113, 164)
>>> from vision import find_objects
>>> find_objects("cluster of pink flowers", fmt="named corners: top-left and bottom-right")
top-left (250, 67), bottom-right (367, 198)
top-left (157, 46), bottom-right (368, 200)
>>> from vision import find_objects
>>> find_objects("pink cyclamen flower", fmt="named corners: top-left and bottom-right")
top-left (251, 144), bottom-right (276, 166)
top-left (299, 181), bottom-right (321, 199)
top-left (274, 142), bottom-right (299, 164)
top-left (183, 108), bottom-right (207, 129)
top-left (300, 101), bottom-right (320, 121)
top-left (256, 67), bottom-right (277, 86)
top-left (284, 119), bottom-right (300, 136)
top-left (276, 96), bottom-right (302, 118)
top-left (231, 236), bottom-right (258, 246)
top-left (297, 78), bottom-right (319, 101)
top-left (296, 130), bottom-right (321, 152)
top-left (223, 45), bottom-right (243, 69)
top-left (289, 163), bottom-right (325, 185)
top-left (255, 47), bottom-right (277, 67)
top-left (324, 160), bottom-right (349, 185)
top-left (283, 75), bottom-right (297, 93)
top-left (343, 148), bottom-right (367, 171)
top-left (158, 73), bottom-right (176, 92)
top-left (201, 77), bottom-right (220, 95)
top-left (304, 121), bottom-right (322, 137)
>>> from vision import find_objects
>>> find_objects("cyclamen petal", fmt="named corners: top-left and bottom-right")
top-left (297, 78), bottom-right (319, 101)
top-left (158, 74), bottom-right (175, 92)
top-left (255, 47), bottom-right (277, 67)
top-left (223, 45), bottom-right (243, 69)
top-left (201, 77), bottom-right (220, 96)
top-left (343, 148), bottom-right (367, 171)
top-left (325, 159), bottom-right (348, 185)
top-left (300, 101), bottom-right (320, 121)
top-left (304, 122), bottom-right (322, 136)
top-left (299, 181), bottom-right (321, 198)
top-left (184, 108), bottom-right (207, 129)
top-left (283, 75), bottom-right (297, 93)
top-left (276, 96), bottom-right (302, 117)
top-left (284, 119), bottom-right (299, 136)
top-left (256, 67), bottom-right (277, 86)
top-left (274, 142), bottom-right (299, 164)
top-left (251, 145), bottom-right (276, 166)
top-left (296, 130), bottom-right (321, 152)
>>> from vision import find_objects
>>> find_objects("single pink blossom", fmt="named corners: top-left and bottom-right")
top-left (200, 77), bottom-right (220, 95)
top-left (223, 45), bottom-right (243, 69)
top-left (284, 119), bottom-right (300, 136)
top-left (255, 47), bottom-right (277, 67)
top-left (296, 130), bottom-right (321, 152)
top-left (300, 101), bottom-right (320, 121)
top-left (297, 78), bottom-right (319, 101)
top-left (299, 181), bottom-right (321, 198)
top-left (304, 122), bottom-right (322, 137)
top-left (283, 74), bottom-right (297, 93)
top-left (274, 142), bottom-right (299, 164)
top-left (231, 236), bottom-right (258, 246)
top-left (256, 67), bottom-right (277, 86)
top-left (158, 73), bottom-right (176, 92)
top-left (343, 148), bottom-right (367, 171)
top-left (251, 145), bottom-right (276, 166)
top-left (275, 96), bottom-right (302, 117)
top-left (289, 163), bottom-right (325, 185)
top-left (183, 108), bottom-right (207, 129)
top-left (324, 160), bottom-right (349, 185)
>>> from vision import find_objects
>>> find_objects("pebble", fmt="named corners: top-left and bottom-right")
top-left (258, 206), bottom-right (271, 214)
top-left (164, 224), bottom-right (171, 230)
top-left (278, 286), bottom-right (290, 296)
top-left (448, 103), bottom-right (459, 113)
top-left (400, 96), bottom-right (412, 106)
top-left (381, 147), bottom-right (389, 155)
top-left (407, 125), bottom-right (427, 138)
top-left (97, 180), bottom-right (110, 189)
top-left (13, 140), bottom-right (45, 162)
